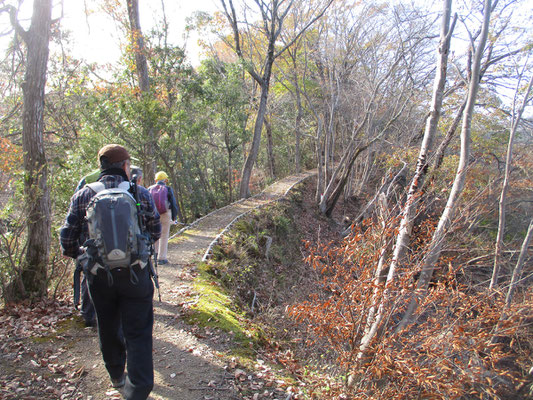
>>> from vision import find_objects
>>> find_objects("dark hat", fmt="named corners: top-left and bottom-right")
top-left (98, 144), bottom-right (130, 164)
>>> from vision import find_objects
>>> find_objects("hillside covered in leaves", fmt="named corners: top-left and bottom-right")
top-left (0, 0), bottom-right (532, 398)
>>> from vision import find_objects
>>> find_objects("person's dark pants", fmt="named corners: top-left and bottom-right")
top-left (88, 265), bottom-right (154, 400)
top-left (80, 275), bottom-right (96, 325)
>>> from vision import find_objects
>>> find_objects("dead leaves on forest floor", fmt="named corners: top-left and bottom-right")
top-left (0, 296), bottom-right (91, 400)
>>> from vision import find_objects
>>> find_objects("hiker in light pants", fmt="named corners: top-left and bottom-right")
top-left (149, 171), bottom-right (179, 265)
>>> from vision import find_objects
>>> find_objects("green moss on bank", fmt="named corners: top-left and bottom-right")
top-left (183, 184), bottom-right (306, 366)
top-left (184, 262), bottom-right (261, 349)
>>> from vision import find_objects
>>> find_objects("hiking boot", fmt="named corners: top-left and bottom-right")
top-left (84, 319), bottom-right (97, 328)
top-left (158, 259), bottom-right (169, 265)
top-left (111, 374), bottom-right (126, 388)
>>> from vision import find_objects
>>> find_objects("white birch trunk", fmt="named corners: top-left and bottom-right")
top-left (490, 74), bottom-right (533, 289)
top-left (503, 219), bottom-right (533, 310)
top-left (385, 0), bottom-right (455, 288)
top-left (355, 0), bottom-right (456, 352)
top-left (398, 0), bottom-right (493, 331)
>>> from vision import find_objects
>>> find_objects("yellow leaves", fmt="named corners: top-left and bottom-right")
top-left (0, 137), bottom-right (22, 175)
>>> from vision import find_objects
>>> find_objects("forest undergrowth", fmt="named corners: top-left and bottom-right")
top-left (204, 178), bottom-right (533, 400)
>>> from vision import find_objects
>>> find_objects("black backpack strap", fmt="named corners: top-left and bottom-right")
top-left (105, 265), bottom-right (114, 287)
top-left (129, 267), bottom-right (139, 285)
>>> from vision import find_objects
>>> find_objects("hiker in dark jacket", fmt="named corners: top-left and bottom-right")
top-left (73, 165), bottom-right (142, 327)
top-left (131, 166), bottom-right (143, 186)
top-left (61, 144), bottom-right (161, 400)
top-left (73, 171), bottom-right (99, 327)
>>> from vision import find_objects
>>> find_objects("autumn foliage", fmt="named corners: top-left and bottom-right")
top-left (0, 138), bottom-right (22, 192)
top-left (289, 216), bottom-right (533, 399)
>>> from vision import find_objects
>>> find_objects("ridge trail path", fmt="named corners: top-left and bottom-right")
top-left (68, 170), bottom-right (315, 400)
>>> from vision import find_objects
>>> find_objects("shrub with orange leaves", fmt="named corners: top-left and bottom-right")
top-left (289, 215), bottom-right (533, 399)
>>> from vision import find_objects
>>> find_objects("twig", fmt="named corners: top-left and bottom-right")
top-left (187, 386), bottom-right (231, 391)
top-left (251, 290), bottom-right (257, 313)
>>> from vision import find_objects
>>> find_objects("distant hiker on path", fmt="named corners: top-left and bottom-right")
top-left (131, 166), bottom-right (143, 186)
top-left (148, 171), bottom-right (179, 265)
top-left (60, 144), bottom-right (161, 400)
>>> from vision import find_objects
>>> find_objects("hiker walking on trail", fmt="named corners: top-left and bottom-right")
top-left (72, 170), bottom-right (100, 328)
top-left (74, 168), bottom-right (100, 193)
top-left (148, 171), bottom-right (178, 265)
top-left (60, 144), bottom-right (161, 400)
top-left (72, 166), bottom-right (142, 327)
top-left (131, 166), bottom-right (143, 185)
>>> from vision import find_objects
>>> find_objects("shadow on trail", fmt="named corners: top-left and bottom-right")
top-left (151, 332), bottom-right (236, 399)
top-left (176, 233), bottom-right (214, 241)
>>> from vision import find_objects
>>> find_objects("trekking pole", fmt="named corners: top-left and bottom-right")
top-left (151, 241), bottom-right (161, 302)
top-left (131, 175), bottom-right (161, 301)
top-left (73, 259), bottom-right (82, 310)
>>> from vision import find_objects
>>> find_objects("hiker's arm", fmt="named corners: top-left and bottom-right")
top-left (167, 187), bottom-right (179, 221)
top-left (60, 194), bottom-right (84, 258)
top-left (74, 177), bottom-right (86, 193)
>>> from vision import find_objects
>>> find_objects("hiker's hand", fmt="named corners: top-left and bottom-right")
top-left (76, 247), bottom-right (86, 258)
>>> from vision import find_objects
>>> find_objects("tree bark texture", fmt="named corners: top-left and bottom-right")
top-left (294, 87), bottom-right (303, 173)
top-left (264, 116), bottom-right (276, 178)
top-left (240, 80), bottom-right (271, 198)
top-left (20, 0), bottom-right (52, 299)
top-left (126, 0), bottom-right (156, 183)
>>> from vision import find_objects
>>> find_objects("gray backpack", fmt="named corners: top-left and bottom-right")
top-left (84, 181), bottom-right (149, 273)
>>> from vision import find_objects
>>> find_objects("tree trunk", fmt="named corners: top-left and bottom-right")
top-left (398, 0), bottom-right (492, 332)
top-left (18, 0), bottom-right (52, 300)
top-left (490, 74), bottom-right (533, 289)
top-left (240, 79), bottom-right (271, 198)
top-left (491, 218), bottom-right (533, 343)
top-left (503, 218), bottom-right (533, 309)
top-left (386, 0), bottom-right (455, 285)
top-left (353, 0), bottom-right (456, 362)
top-left (221, 0), bottom-right (332, 198)
top-left (227, 151), bottom-right (233, 203)
top-left (294, 88), bottom-right (303, 173)
top-left (264, 116), bottom-right (276, 178)
top-left (325, 107), bottom-right (335, 183)
top-left (324, 146), bottom-right (366, 217)
top-left (431, 97), bottom-right (467, 172)
top-left (126, 0), bottom-right (155, 183)
top-left (356, 148), bottom-right (375, 196)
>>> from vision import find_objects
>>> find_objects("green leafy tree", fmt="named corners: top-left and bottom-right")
top-left (199, 59), bottom-right (250, 202)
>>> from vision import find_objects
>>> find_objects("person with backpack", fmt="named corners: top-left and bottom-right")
top-left (74, 168), bottom-right (100, 192)
top-left (72, 170), bottom-right (100, 328)
top-left (60, 144), bottom-right (161, 400)
top-left (130, 166), bottom-right (143, 186)
top-left (148, 171), bottom-right (178, 265)
top-left (73, 165), bottom-right (144, 328)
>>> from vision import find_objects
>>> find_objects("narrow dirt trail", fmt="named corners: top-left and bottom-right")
top-left (67, 170), bottom-right (315, 400)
